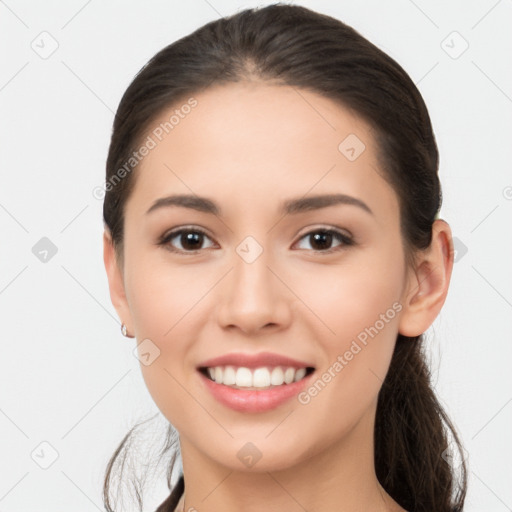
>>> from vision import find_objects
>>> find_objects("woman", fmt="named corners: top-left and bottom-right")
top-left (102, 4), bottom-right (467, 511)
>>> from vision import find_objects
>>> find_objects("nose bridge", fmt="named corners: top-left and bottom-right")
top-left (216, 234), bottom-right (289, 332)
top-left (231, 235), bottom-right (277, 307)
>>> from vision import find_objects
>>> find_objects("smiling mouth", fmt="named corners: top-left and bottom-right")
top-left (198, 365), bottom-right (315, 390)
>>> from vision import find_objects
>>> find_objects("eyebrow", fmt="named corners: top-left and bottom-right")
top-left (146, 193), bottom-right (374, 217)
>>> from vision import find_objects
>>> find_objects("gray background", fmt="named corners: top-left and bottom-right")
top-left (0, 0), bottom-right (511, 510)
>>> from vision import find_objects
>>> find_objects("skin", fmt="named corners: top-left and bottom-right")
top-left (104, 81), bottom-right (454, 512)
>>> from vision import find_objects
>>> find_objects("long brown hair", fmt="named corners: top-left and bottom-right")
top-left (102, 4), bottom-right (468, 511)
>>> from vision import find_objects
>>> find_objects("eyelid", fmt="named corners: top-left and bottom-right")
top-left (295, 224), bottom-right (353, 240)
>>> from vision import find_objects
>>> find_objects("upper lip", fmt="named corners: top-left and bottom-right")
top-left (197, 351), bottom-right (315, 370)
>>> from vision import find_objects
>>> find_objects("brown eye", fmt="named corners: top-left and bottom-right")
top-left (159, 228), bottom-right (215, 253)
top-left (295, 229), bottom-right (353, 253)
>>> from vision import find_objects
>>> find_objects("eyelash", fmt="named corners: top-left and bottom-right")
top-left (157, 226), bottom-right (355, 255)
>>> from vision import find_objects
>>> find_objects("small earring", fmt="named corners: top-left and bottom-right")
top-left (121, 323), bottom-right (129, 337)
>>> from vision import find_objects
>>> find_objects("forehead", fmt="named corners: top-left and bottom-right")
top-left (127, 82), bottom-right (399, 225)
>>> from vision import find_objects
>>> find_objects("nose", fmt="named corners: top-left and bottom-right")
top-left (216, 245), bottom-right (292, 335)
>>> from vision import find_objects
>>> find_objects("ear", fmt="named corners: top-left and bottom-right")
top-left (103, 229), bottom-right (134, 337)
top-left (398, 219), bottom-right (454, 337)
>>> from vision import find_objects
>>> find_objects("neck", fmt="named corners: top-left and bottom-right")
top-left (174, 405), bottom-right (404, 512)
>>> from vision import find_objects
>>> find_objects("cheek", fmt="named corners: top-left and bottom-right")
top-left (125, 246), bottom-right (206, 338)
top-left (123, 252), bottom-right (200, 420)
top-left (294, 248), bottom-right (404, 403)
top-left (292, 245), bottom-right (404, 343)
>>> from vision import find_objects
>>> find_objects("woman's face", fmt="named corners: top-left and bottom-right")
top-left (109, 81), bottom-right (417, 471)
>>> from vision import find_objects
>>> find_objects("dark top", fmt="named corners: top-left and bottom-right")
top-left (155, 475), bottom-right (184, 512)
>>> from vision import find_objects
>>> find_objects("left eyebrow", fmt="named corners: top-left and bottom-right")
top-left (145, 193), bottom-right (374, 217)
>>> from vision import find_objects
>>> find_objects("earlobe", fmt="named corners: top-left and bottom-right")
top-left (398, 219), bottom-right (454, 337)
top-left (103, 230), bottom-right (134, 335)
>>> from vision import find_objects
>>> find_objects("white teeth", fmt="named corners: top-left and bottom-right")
top-left (223, 365), bottom-right (236, 386)
top-left (205, 365), bottom-right (310, 388)
top-left (294, 368), bottom-right (306, 382)
top-left (235, 367), bottom-right (252, 387)
top-left (253, 367), bottom-right (271, 387)
top-left (270, 367), bottom-right (284, 386)
top-left (284, 367), bottom-right (295, 384)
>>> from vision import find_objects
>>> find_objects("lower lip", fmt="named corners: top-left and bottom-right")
top-left (198, 371), bottom-right (314, 413)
